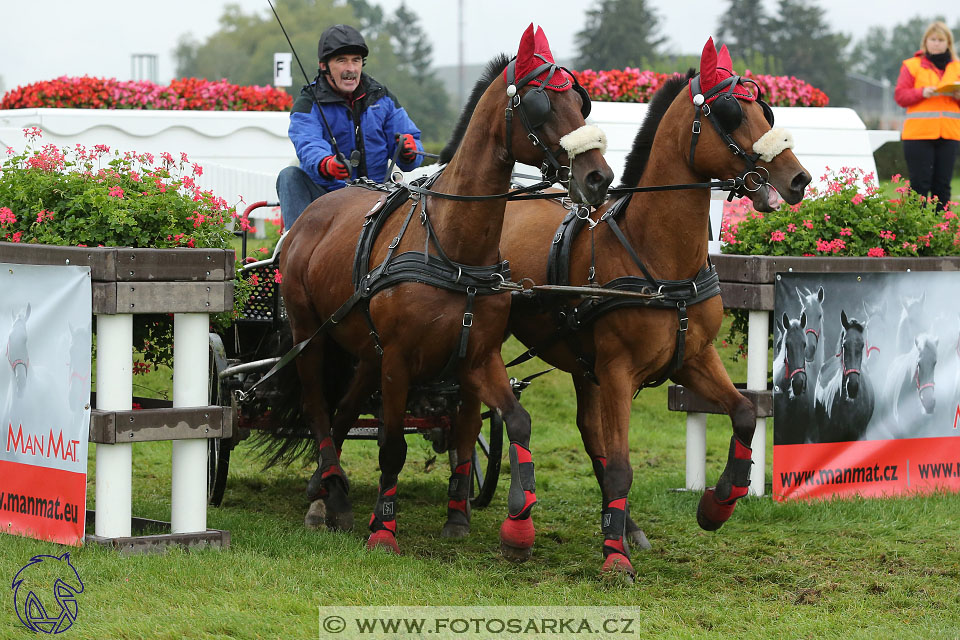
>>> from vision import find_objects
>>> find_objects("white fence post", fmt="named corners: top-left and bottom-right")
top-left (747, 310), bottom-right (769, 496)
top-left (94, 314), bottom-right (133, 537)
top-left (171, 312), bottom-right (210, 534)
top-left (685, 412), bottom-right (707, 490)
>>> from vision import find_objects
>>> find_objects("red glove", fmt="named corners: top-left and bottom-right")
top-left (397, 133), bottom-right (418, 163)
top-left (319, 155), bottom-right (349, 180)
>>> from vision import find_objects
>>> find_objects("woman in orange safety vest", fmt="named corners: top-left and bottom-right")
top-left (894, 21), bottom-right (960, 211)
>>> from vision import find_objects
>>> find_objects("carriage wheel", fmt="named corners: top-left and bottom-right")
top-left (470, 411), bottom-right (503, 508)
top-left (208, 335), bottom-right (232, 507)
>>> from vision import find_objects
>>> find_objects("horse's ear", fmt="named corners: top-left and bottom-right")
top-left (699, 37), bottom-right (718, 92)
top-left (800, 312), bottom-right (807, 329)
top-left (533, 26), bottom-right (555, 62)
top-left (517, 23), bottom-right (536, 62)
top-left (25, 303), bottom-right (31, 320)
top-left (781, 313), bottom-right (788, 332)
top-left (841, 309), bottom-right (849, 329)
top-left (817, 286), bottom-right (824, 303)
top-left (717, 44), bottom-right (733, 72)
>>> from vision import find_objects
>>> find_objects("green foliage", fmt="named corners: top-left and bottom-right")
top-left (768, 0), bottom-right (851, 105)
top-left (0, 129), bottom-right (250, 369)
top-left (716, 0), bottom-right (772, 60)
top-left (715, 0), bottom-right (851, 104)
top-left (575, 0), bottom-right (667, 70)
top-left (174, 0), bottom-right (454, 144)
top-left (721, 168), bottom-right (960, 258)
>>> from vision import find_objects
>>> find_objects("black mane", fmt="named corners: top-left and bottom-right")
top-left (439, 54), bottom-right (512, 164)
top-left (618, 69), bottom-right (696, 188)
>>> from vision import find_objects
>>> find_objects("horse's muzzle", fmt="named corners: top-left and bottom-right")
top-left (570, 165), bottom-right (613, 207)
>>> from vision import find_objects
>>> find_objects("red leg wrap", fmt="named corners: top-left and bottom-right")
top-left (366, 529), bottom-right (399, 553)
top-left (499, 514), bottom-right (535, 550)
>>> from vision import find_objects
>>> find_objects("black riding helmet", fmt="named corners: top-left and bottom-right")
top-left (318, 24), bottom-right (369, 62)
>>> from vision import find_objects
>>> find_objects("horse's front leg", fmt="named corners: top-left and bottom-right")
top-left (594, 360), bottom-right (638, 579)
top-left (573, 376), bottom-right (651, 552)
top-left (466, 354), bottom-right (536, 562)
top-left (441, 391), bottom-right (481, 539)
top-left (673, 345), bottom-right (756, 531)
top-left (366, 349), bottom-right (410, 554)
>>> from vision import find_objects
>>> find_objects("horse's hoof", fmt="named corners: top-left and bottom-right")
top-left (500, 541), bottom-right (534, 563)
top-left (366, 530), bottom-right (399, 554)
top-left (325, 509), bottom-right (354, 532)
top-left (304, 499), bottom-right (326, 530)
top-left (441, 522), bottom-right (470, 539)
top-left (626, 528), bottom-right (652, 551)
top-left (601, 553), bottom-right (636, 581)
top-left (499, 517), bottom-right (535, 562)
top-left (696, 488), bottom-right (735, 532)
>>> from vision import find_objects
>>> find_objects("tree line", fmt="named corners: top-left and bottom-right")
top-left (171, 0), bottom-right (960, 143)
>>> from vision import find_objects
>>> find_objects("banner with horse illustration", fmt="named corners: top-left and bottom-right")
top-left (1, 264), bottom-right (92, 544)
top-left (773, 271), bottom-right (960, 501)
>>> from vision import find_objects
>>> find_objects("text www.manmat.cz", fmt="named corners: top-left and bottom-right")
top-left (780, 462), bottom-right (960, 488)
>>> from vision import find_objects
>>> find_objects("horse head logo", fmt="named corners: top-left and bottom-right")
top-left (6, 303), bottom-right (31, 397)
top-left (11, 552), bottom-right (83, 634)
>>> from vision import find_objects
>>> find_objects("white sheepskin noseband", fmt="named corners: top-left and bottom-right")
top-left (753, 128), bottom-right (794, 162)
top-left (559, 125), bottom-right (607, 160)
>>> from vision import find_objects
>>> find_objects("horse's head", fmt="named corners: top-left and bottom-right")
top-left (498, 24), bottom-right (613, 206)
top-left (781, 311), bottom-right (808, 397)
top-left (915, 333), bottom-right (938, 414)
top-left (681, 38), bottom-right (810, 211)
top-left (7, 303), bottom-right (31, 397)
top-left (797, 286), bottom-right (824, 361)
top-left (840, 309), bottom-right (866, 399)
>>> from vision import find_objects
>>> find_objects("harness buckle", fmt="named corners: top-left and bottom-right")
top-left (679, 315), bottom-right (689, 333)
top-left (553, 232), bottom-right (563, 244)
top-left (692, 120), bottom-right (701, 134)
top-left (389, 236), bottom-right (400, 249)
top-left (462, 312), bottom-right (474, 327)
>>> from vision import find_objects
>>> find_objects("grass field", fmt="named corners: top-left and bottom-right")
top-left (4, 328), bottom-right (960, 639)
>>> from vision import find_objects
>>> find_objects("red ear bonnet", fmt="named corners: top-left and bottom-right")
top-left (691, 37), bottom-right (756, 103)
top-left (505, 23), bottom-right (573, 92)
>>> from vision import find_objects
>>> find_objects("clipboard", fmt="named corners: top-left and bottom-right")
top-left (935, 82), bottom-right (960, 95)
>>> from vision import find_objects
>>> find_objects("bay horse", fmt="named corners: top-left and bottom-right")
top-left (447, 38), bottom-right (810, 576)
top-left (773, 311), bottom-right (812, 445)
top-left (814, 311), bottom-right (875, 442)
top-left (271, 24), bottom-right (612, 557)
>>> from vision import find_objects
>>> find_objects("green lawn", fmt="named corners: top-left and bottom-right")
top-left (4, 327), bottom-right (960, 639)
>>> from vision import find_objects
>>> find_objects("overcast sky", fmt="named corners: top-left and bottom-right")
top-left (2, 0), bottom-right (960, 92)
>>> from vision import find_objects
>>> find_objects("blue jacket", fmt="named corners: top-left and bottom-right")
top-left (288, 73), bottom-right (423, 190)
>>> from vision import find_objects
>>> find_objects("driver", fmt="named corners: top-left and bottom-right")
top-left (276, 24), bottom-right (424, 229)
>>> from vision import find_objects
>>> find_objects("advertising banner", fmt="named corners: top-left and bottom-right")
top-left (1, 263), bottom-right (92, 544)
top-left (773, 272), bottom-right (960, 500)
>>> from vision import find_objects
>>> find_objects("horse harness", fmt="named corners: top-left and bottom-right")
top-left (689, 73), bottom-right (776, 201)
top-left (509, 193), bottom-right (721, 388)
top-left (348, 175), bottom-right (510, 381)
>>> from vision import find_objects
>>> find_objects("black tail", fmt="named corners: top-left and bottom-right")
top-left (251, 325), bottom-right (356, 468)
